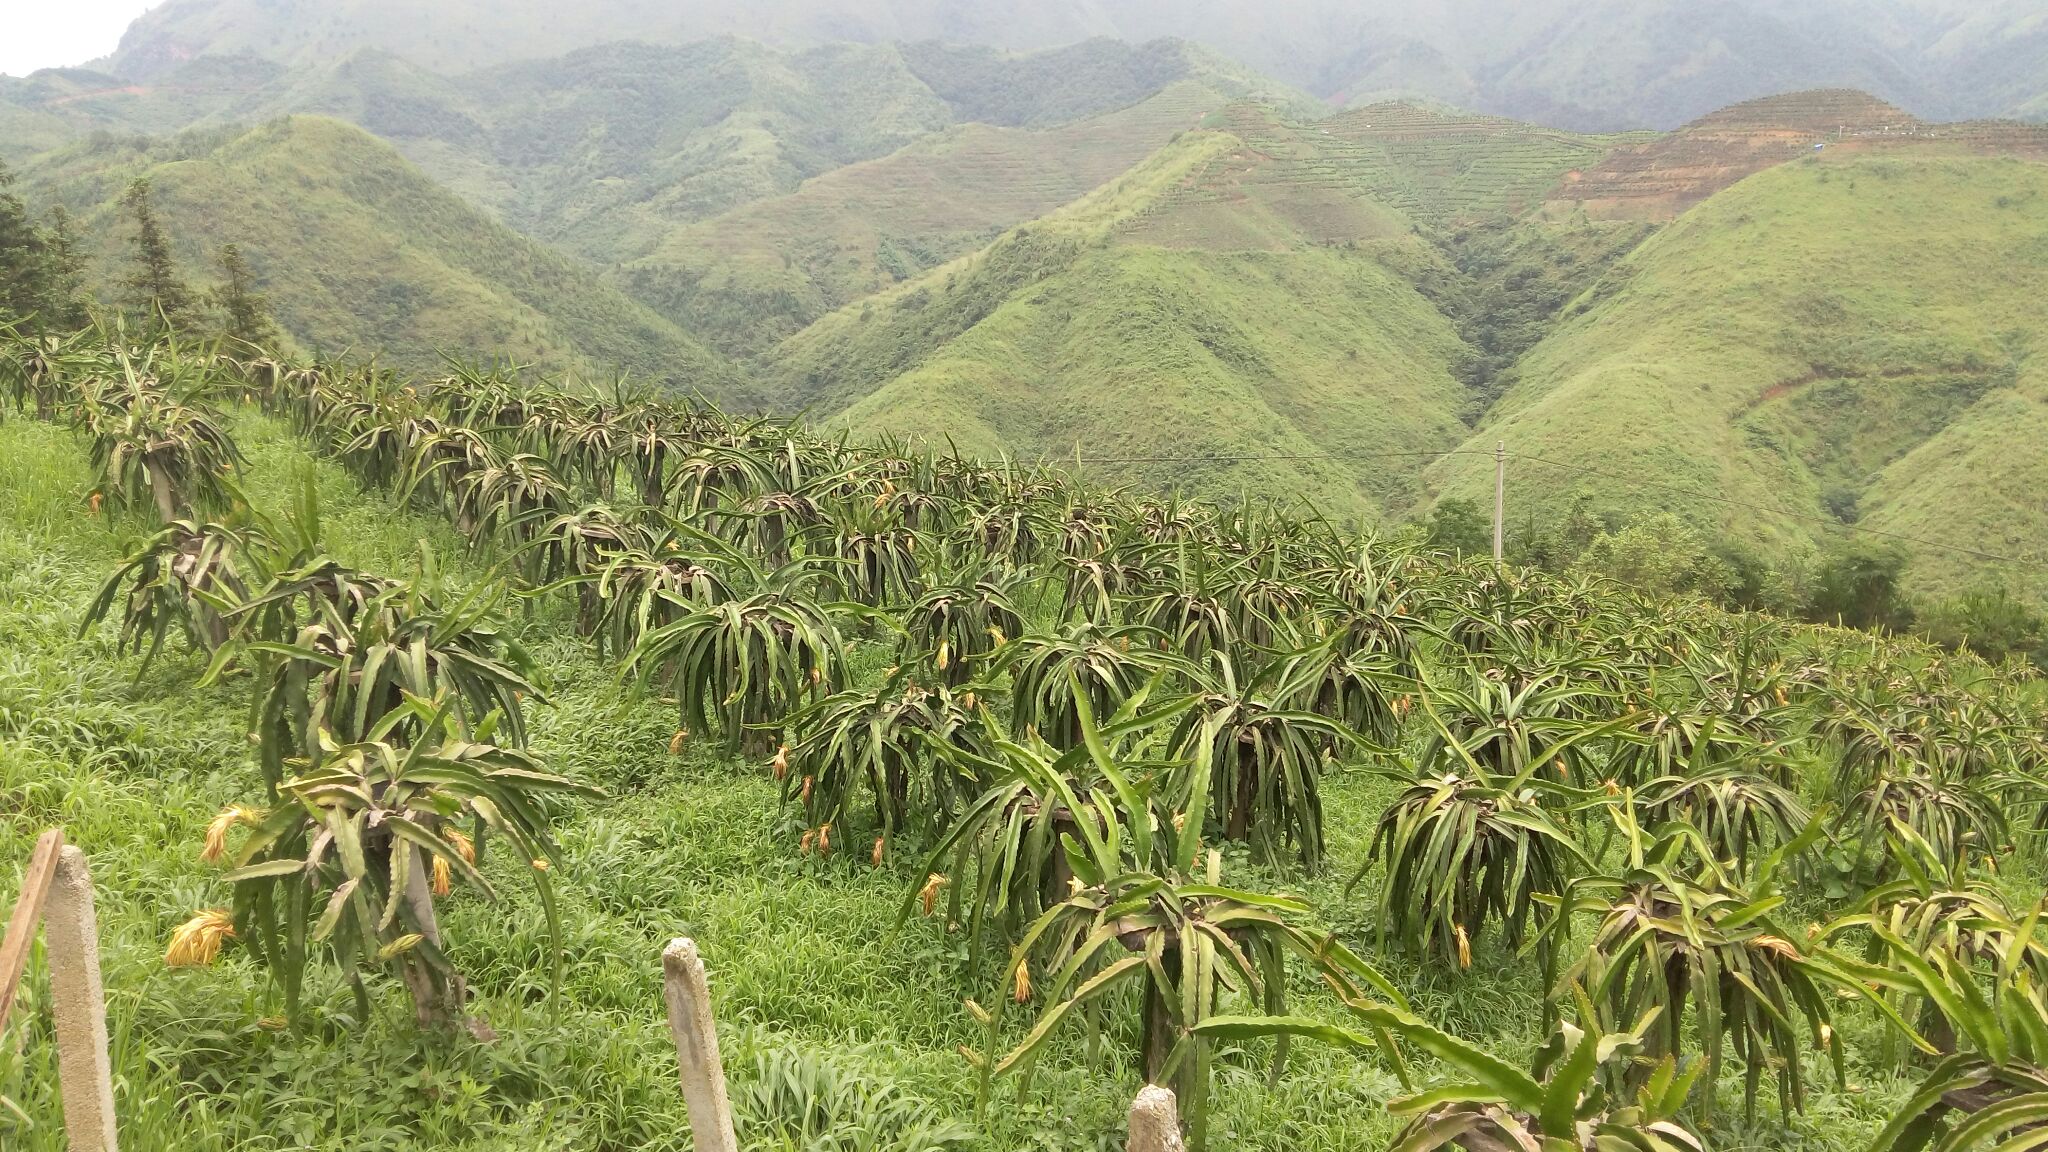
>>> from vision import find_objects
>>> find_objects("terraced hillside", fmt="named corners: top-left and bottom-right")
top-left (1118, 101), bottom-right (1621, 247)
top-left (1552, 88), bottom-right (2048, 219)
top-left (621, 80), bottom-right (1239, 356)
top-left (1432, 152), bottom-right (2048, 599)
top-left (23, 117), bottom-right (741, 395)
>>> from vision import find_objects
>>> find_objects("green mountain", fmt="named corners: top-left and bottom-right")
top-left (23, 117), bottom-right (740, 395)
top-left (7, 38), bottom-right (1284, 268)
top-left (619, 78), bottom-right (1250, 357)
top-left (1428, 151), bottom-right (2048, 599)
top-left (15, 33), bottom-right (2048, 598)
top-left (749, 87), bottom-right (2048, 597)
top-left (89, 0), bottom-right (2048, 129)
top-left (760, 129), bottom-right (1479, 521)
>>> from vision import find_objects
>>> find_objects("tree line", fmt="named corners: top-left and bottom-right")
top-left (1427, 495), bottom-right (2047, 669)
top-left (0, 159), bottom-right (274, 345)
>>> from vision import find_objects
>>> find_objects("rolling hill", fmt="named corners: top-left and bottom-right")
top-left (761, 130), bottom-right (1478, 520)
top-left (1429, 150), bottom-right (2048, 599)
top-left (618, 78), bottom-right (1244, 357)
top-left (21, 117), bottom-right (742, 396)
top-left (4, 37), bottom-right (1287, 271)
top-left (751, 87), bottom-right (2048, 597)
top-left (643, 94), bottom-right (1630, 360)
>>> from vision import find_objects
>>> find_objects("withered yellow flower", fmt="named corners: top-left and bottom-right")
top-left (201, 806), bottom-right (259, 863)
top-left (166, 910), bottom-right (235, 967)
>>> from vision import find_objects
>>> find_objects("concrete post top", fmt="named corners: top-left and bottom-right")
top-left (1134, 1085), bottom-right (1175, 1106)
top-left (1128, 1083), bottom-right (1185, 1152)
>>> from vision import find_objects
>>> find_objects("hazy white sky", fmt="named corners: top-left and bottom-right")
top-left (1, 1), bottom-right (159, 77)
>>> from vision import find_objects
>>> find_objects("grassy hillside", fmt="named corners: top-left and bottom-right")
top-left (619, 80), bottom-right (1240, 357)
top-left (24, 117), bottom-right (740, 396)
top-left (764, 129), bottom-right (1474, 519)
top-left (1127, 101), bottom-right (1622, 242)
top-left (1428, 152), bottom-right (2048, 599)
top-left (11, 38), bottom-right (1282, 272)
top-left (837, 243), bottom-right (1471, 520)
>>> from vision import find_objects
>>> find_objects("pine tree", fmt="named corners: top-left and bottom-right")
top-left (122, 178), bottom-right (196, 332)
top-left (0, 160), bottom-right (87, 333)
top-left (39, 207), bottom-right (87, 331)
top-left (212, 243), bottom-right (276, 346)
top-left (0, 159), bottom-right (51, 324)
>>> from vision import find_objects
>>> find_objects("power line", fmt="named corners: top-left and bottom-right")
top-left (1062, 445), bottom-right (2042, 573)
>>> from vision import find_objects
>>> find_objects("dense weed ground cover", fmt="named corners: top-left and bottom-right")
top-left (0, 413), bottom-right (1981, 1149)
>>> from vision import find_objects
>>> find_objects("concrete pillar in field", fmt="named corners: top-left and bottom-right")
top-left (1128, 1083), bottom-right (1185, 1152)
top-left (662, 937), bottom-right (738, 1152)
top-left (45, 846), bottom-right (118, 1152)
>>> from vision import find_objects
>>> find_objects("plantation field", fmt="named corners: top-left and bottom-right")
top-left (4, 329), bottom-right (2047, 1152)
top-left (0, 403), bottom-right (1457, 1152)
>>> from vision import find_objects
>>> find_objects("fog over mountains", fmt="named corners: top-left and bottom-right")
top-left (96, 0), bottom-right (2048, 129)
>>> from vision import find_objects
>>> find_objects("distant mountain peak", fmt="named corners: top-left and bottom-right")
top-left (94, 0), bottom-right (2048, 128)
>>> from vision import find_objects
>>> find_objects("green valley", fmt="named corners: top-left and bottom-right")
top-left (620, 78), bottom-right (1250, 356)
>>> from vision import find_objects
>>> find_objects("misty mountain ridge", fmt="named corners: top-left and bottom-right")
top-left (88, 0), bottom-right (2048, 130)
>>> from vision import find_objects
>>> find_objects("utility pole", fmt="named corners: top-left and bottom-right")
top-left (1492, 441), bottom-right (1506, 568)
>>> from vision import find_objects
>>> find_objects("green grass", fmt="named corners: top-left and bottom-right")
top-left (835, 243), bottom-right (1471, 521)
top-left (1426, 152), bottom-right (2048, 600)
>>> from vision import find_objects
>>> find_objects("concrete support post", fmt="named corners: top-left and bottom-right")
top-left (662, 938), bottom-right (738, 1152)
top-left (45, 846), bottom-right (117, 1152)
top-left (1128, 1084), bottom-right (1185, 1152)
